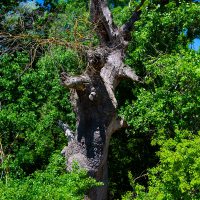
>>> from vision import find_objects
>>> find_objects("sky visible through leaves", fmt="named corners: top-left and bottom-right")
top-left (34, 0), bottom-right (200, 50)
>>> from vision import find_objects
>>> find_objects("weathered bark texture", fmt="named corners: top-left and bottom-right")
top-left (61, 1), bottom-right (144, 199)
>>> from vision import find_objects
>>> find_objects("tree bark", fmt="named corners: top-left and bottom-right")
top-left (61, 1), bottom-right (144, 199)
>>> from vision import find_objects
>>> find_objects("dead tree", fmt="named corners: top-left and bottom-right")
top-left (60, 0), bottom-right (145, 199)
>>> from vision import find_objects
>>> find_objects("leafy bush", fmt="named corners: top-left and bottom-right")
top-left (0, 48), bottom-right (77, 176)
top-left (120, 49), bottom-right (200, 199)
top-left (0, 152), bottom-right (102, 200)
top-left (121, 50), bottom-right (200, 142)
top-left (123, 131), bottom-right (200, 200)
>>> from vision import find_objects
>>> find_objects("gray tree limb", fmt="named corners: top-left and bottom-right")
top-left (90, 0), bottom-right (119, 45)
top-left (118, 65), bottom-right (141, 82)
top-left (61, 72), bottom-right (90, 90)
top-left (121, 0), bottom-right (145, 40)
top-left (58, 120), bottom-right (75, 142)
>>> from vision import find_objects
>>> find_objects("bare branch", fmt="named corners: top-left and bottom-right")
top-left (58, 120), bottom-right (75, 142)
top-left (61, 72), bottom-right (90, 90)
top-left (121, 0), bottom-right (145, 40)
top-left (0, 32), bottom-right (88, 56)
top-left (118, 65), bottom-right (141, 82)
top-left (90, 0), bottom-right (119, 45)
top-left (134, 171), bottom-right (148, 181)
top-left (112, 117), bottom-right (128, 133)
top-left (0, 141), bottom-right (4, 165)
top-left (121, 0), bottom-right (170, 39)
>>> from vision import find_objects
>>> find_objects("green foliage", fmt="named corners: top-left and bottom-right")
top-left (0, 49), bottom-right (76, 176)
top-left (121, 50), bottom-right (200, 143)
top-left (0, 152), bottom-right (102, 200)
top-left (0, 0), bottom-right (20, 12)
top-left (1, 1), bottom-right (49, 34)
top-left (119, 36), bottom-right (200, 200)
top-left (124, 0), bottom-right (200, 76)
top-left (123, 131), bottom-right (200, 200)
top-left (1, 0), bottom-right (200, 199)
top-left (0, 1), bottom-right (100, 198)
top-left (47, 0), bottom-right (98, 46)
top-left (109, 1), bottom-right (200, 198)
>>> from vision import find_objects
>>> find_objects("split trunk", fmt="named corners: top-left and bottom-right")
top-left (60, 0), bottom-right (144, 199)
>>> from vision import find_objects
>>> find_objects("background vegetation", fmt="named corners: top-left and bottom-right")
top-left (0, 0), bottom-right (200, 199)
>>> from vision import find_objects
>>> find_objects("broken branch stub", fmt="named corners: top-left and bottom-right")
top-left (61, 72), bottom-right (90, 90)
top-left (58, 120), bottom-right (75, 142)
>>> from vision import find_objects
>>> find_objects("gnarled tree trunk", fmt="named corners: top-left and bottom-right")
top-left (60, 0), bottom-right (145, 199)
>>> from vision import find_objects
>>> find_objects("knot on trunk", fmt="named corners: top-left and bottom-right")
top-left (87, 48), bottom-right (108, 71)
top-left (88, 87), bottom-right (97, 101)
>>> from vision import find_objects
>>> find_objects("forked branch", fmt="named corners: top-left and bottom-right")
top-left (90, 0), bottom-right (119, 45)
